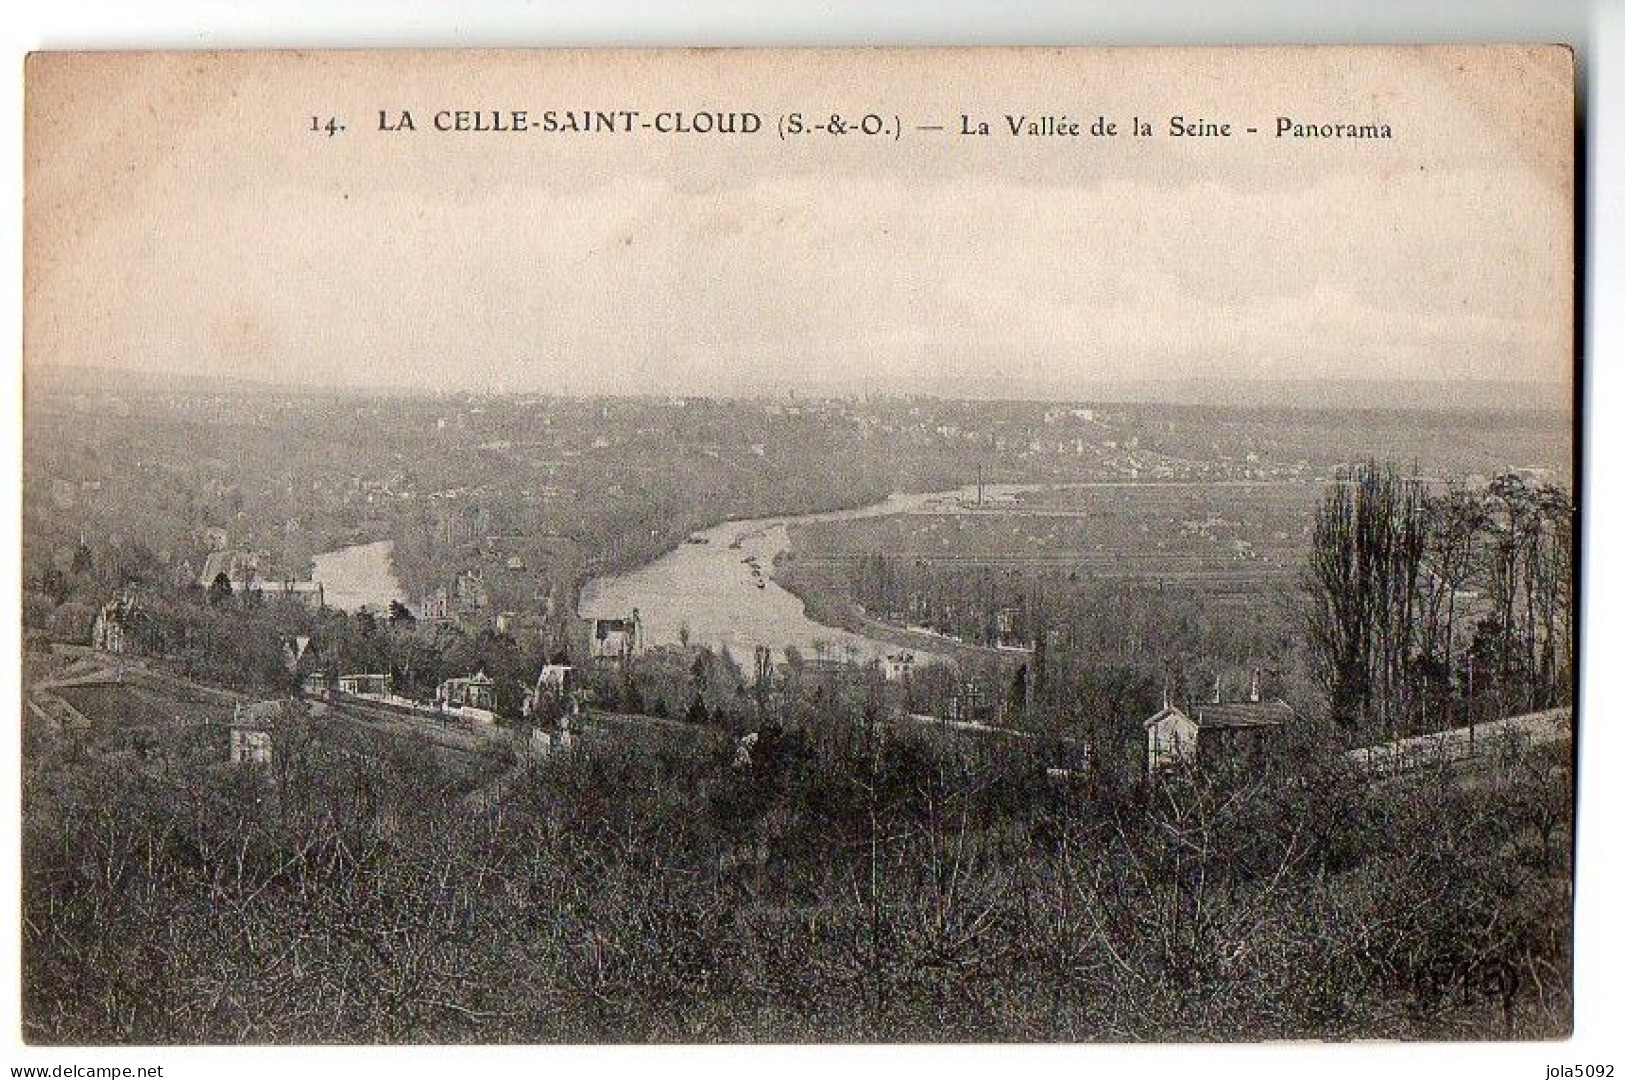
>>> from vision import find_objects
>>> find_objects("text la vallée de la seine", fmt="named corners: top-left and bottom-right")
top-left (306, 108), bottom-right (1394, 141)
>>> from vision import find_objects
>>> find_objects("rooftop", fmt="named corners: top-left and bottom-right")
top-left (1194, 700), bottom-right (1294, 729)
top-left (1145, 699), bottom-right (1295, 730)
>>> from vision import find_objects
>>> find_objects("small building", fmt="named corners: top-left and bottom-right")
top-left (230, 726), bottom-right (273, 766)
top-left (337, 673), bottom-right (393, 699)
top-left (254, 579), bottom-right (325, 610)
top-left (1144, 705), bottom-right (1200, 773)
top-left (590, 610), bottom-right (642, 663)
top-left (882, 651), bottom-right (916, 683)
top-left (438, 671), bottom-right (499, 724)
top-left (523, 665), bottom-right (580, 721)
top-left (420, 588), bottom-right (453, 621)
top-left (438, 670), bottom-right (496, 712)
top-left (300, 670), bottom-right (330, 698)
top-left (538, 664), bottom-right (577, 693)
top-left (229, 699), bottom-right (285, 767)
top-left (1145, 675), bottom-right (1294, 773)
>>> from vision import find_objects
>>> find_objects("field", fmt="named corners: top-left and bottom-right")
top-left (54, 683), bottom-right (238, 732)
top-left (789, 481), bottom-right (1314, 590)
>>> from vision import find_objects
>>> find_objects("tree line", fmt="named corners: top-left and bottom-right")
top-left (1305, 463), bottom-right (1572, 742)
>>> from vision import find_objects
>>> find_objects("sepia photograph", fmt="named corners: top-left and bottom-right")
top-left (18, 44), bottom-right (1577, 1047)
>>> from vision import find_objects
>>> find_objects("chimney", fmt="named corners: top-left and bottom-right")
top-left (1211, 674), bottom-right (1222, 704)
top-left (1249, 668), bottom-right (1262, 703)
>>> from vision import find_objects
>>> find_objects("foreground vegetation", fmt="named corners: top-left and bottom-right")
top-left (23, 702), bottom-right (1570, 1043)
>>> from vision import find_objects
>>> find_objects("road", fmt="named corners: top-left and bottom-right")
top-left (1346, 708), bottom-right (1572, 777)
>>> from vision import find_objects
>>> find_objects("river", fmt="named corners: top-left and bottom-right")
top-left (311, 539), bottom-right (406, 614)
top-left (577, 484), bottom-right (1038, 665)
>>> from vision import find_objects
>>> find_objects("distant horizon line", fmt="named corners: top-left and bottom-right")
top-left (23, 361), bottom-right (1575, 413)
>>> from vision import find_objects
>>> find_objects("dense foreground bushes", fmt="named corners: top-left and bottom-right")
top-left (22, 711), bottom-right (1570, 1043)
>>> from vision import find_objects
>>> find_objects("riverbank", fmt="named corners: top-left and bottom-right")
top-left (577, 484), bottom-right (1046, 665)
top-left (770, 554), bottom-right (1022, 668)
top-left (564, 486), bottom-right (894, 614)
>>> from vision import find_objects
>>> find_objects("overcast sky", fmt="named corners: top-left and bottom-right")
top-left (24, 46), bottom-right (1574, 399)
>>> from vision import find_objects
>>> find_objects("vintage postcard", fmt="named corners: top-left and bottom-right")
top-left (20, 47), bottom-right (1575, 1044)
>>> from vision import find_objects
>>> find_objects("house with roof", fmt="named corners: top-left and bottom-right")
top-left (300, 670), bottom-right (330, 698)
top-left (438, 670), bottom-right (498, 724)
top-left (252, 578), bottom-right (326, 610)
top-left (531, 663), bottom-right (577, 695)
top-left (230, 727), bottom-right (273, 766)
top-left (882, 651), bottom-right (917, 682)
top-left (337, 673), bottom-right (393, 699)
top-left (229, 699), bottom-right (286, 767)
top-left (590, 610), bottom-right (642, 663)
top-left (439, 670), bottom-right (495, 710)
top-left (1145, 671), bottom-right (1294, 773)
top-left (419, 587), bottom-right (454, 622)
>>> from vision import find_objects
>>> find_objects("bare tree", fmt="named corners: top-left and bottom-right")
top-left (1306, 461), bottom-right (1430, 739)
